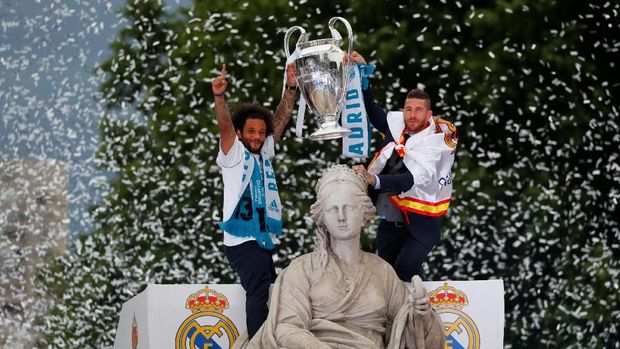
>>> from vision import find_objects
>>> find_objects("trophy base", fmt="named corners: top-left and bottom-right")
top-left (309, 125), bottom-right (352, 141)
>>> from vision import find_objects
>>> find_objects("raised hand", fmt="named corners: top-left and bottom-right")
top-left (212, 64), bottom-right (228, 96)
top-left (347, 51), bottom-right (366, 65)
top-left (352, 164), bottom-right (376, 186)
top-left (286, 63), bottom-right (297, 87)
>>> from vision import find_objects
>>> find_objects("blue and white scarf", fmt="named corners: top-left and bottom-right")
top-left (288, 27), bottom-right (372, 159)
top-left (220, 151), bottom-right (282, 250)
top-left (341, 63), bottom-right (373, 158)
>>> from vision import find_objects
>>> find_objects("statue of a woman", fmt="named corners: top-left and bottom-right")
top-left (235, 165), bottom-right (445, 349)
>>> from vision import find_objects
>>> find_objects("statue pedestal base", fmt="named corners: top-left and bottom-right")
top-left (113, 280), bottom-right (504, 349)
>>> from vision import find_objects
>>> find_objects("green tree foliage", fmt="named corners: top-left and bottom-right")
top-left (43, 0), bottom-right (618, 347)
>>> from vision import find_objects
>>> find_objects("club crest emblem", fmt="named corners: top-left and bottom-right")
top-left (175, 286), bottom-right (239, 349)
top-left (430, 282), bottom-right (481, 349)
top-left (131, 314), bottom-right (138, 349)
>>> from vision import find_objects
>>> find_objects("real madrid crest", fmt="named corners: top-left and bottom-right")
top-left (430, 282), bottom-right (481, 349)
top-left (175, 286), bottom-right (239, 349)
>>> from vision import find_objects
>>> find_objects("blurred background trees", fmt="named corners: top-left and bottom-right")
top-left (41, 0), bottom-right (619, 347)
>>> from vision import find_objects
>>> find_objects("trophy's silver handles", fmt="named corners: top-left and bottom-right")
top-left (328, 17), bottom-right (354, 58)
top-left (284, 26), bottom-right (307, 59)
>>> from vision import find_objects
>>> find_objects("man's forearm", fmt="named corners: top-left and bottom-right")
top-left (272, 89), bottom-right (296, 143)
top-left (377, 172), bottom-right (414, 193)
top-left (363, 87), bottom-right (388, 133)
top-left (215, 95), bottom-right (236, 154)
top-left (215, 95), bottom-right (234, 131)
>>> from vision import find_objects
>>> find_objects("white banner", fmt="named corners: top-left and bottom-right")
top-left (424, 280), bottom-right (505, 349)
top-left (114, 280), bottom-right (503, 349)
top-left (341, 64), bottom-right (371, 158)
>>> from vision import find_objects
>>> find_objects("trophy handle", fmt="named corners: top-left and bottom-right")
top-left (284, 26), bottom-right (307, 58)
top-left (328, 17), bottom-right (354, 58)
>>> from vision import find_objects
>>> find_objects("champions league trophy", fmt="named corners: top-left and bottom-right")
top-left (284, 17), bottom-right (353, 140)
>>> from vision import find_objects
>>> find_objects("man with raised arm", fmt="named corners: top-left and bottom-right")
top-left (212, 63), bottom-right (297, 339)
top-left (349, 51), bottom-right (458, 282)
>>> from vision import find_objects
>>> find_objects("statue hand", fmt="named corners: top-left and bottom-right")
top-left (409, 275), bottom-right (431, 316)
top-left (413, 294), bottom-right (430, 316)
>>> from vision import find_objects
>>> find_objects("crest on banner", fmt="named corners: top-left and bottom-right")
top-left (175, 286), bottom-right (239, 349)
top-left (131, 314), bottom-right (138, 349)
top-left (430, 282), bottom-right (481, 349)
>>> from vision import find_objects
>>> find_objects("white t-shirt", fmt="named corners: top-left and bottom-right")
top-left (216, 135), bottom-right (276, 247)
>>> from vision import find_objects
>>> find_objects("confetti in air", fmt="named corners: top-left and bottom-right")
top-left (1, 0), bottom-right (618, 348)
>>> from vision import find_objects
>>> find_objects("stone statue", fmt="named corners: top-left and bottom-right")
top-left (234, 165), bottom-right (445, 349)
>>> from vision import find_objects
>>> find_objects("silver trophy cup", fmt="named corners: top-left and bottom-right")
top-left (284, 17), bottom-right (353, 140)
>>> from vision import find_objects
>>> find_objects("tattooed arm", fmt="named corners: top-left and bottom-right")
top-left (212, 64), bottom-right (236, 155)
top-left (272, 63), bottom-right (297, 144)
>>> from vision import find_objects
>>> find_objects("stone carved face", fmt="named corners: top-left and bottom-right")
top-left (319, 181), bottom-right (364, 242)
top-left (311, 165), bottom-right (377, 268)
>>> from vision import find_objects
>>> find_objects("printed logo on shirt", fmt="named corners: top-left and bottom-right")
top-left (438, 171), bottom-right (453, 189)
top-left (268, 199), bottom-right (280, 213)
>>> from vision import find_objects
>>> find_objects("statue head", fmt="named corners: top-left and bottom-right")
top-left (310, 165), bottom-right (376, 268)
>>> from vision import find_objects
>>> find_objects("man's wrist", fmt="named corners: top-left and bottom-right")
top-left (372, 175), bottom-right (381, 189)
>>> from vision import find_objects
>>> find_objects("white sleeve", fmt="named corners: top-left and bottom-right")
top-left (263, 135), bottom-right (275, 159)
top-left (216, 136), bottom-right (244, 168)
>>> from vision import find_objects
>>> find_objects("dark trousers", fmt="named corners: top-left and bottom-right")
top-left (225, 241), bottom-right (276, 339)
top-left (376, 213), bottom-right (440, 281)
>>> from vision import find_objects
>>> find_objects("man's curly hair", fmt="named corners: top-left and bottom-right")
top-left (230, 103), bottom-right (274, 135)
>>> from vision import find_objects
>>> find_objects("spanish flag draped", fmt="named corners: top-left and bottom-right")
top-left (367, 112), bottom-right (457, 218)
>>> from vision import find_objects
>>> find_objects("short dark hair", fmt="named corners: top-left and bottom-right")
top-left (406, 89), bottom-right (431, 109)
top-left (230, 103), bottom-right (274, 135)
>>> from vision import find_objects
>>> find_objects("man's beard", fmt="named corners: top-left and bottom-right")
top-left (241, 138), bottom-right (263, 153)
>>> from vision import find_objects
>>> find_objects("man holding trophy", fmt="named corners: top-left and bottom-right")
top-left (212, 63), bottom-right (297, 339)
top-left (283, 15), bottom-right (457, 283)
top-left (349, 51), bottom-right (459, 282)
